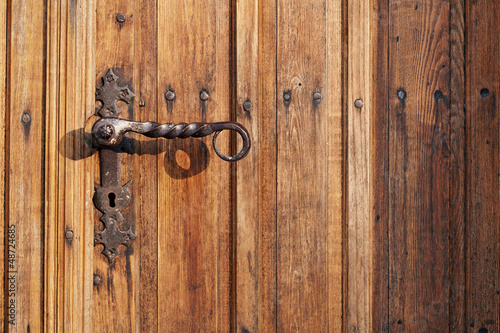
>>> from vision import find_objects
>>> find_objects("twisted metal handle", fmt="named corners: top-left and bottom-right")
top-left (92, 118), bottom-right (251, 161)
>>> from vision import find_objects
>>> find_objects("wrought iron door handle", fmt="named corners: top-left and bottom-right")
top-left (91, 69), bottom-right (251, 263)
top-left (92, 118), bottom-right (250, 161)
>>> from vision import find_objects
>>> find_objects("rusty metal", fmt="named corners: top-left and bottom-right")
top-left (93, 146), bottom-right (136, 262)
top-left (116, 13), bottom-right (126, 23)
top-left (283, 91), bottom-right (291, 102)
top-left (354, 98), bottom-right (364, 109)
top-left (22, 113), bottom-right (31, 124)
top-left (92, 118), bottom-right (250, 161)
top-left (65, 230), bottom-right (74, 240)
top-left (199, 90), bottom-right (209, 101)
top-left (93, 69), bottom-right (137, 263)
top-left (93, 274), bottom-right (102, 286)
top-left (92, 69), bottom-right (251, 263)
top-left (397, 89), bottom-right (407, 101)
top-left (243, 100), bottom-right (252, 112)
top-left (95, 69), bottom-right (135, 118)
top-left (165, 89), bottom-right (176, 101)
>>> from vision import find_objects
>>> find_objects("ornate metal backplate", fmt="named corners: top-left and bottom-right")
top-left (93, 69), bottom-right (136, 263)
top-left (95, 69), bottom-right (135, 118)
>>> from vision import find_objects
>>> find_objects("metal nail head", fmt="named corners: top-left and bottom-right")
top-left (165, 90), bottom-right (176, 101)
top-left (397, 89), bottom-right (407, 101)
top-left (65, 230), bottom-right (74, 240)
top-left (243, 101), bottom-right (252, 111)
top-left (200, 90), bottom-right (209, 101)
top-left (116, 13), bottom-right (126, 23)
top-left (313, 92), bottom-right (322, 101)
top-left (283, 92), bottom-right (291, 102)
top-left (93, 274), bottom-right (102, 286)
top-left (354, 99), bottom-right (364, 109)
top-left (22, 113), bottom-right (31, 124)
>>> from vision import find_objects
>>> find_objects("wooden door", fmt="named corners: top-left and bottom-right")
top-left (1, 0), bottom-right (499, 332)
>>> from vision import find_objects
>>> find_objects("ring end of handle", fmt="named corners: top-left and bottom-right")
top-left (211, 122), bottom-right (251, 162)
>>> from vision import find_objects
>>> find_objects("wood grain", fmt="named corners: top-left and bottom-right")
top-left (256, 0), bottom-right (279, 332)
top-left (156, 0), bottom-right (232, 330)
top-left (347, 0), bottom-right (371, 331)
top-left (388, 0), bottom-right (450, 331)
top-left (370, 0), bottom-right (390, 330)
top-left (45, 0), bottom-right (96, 332)
top-left (93, 0), bottom-right (138, 331)
top-left (235, 0), bottom-right (260, 330)
top-left (326, 0), bottom-right (344, 330)
top-left (0, 0), bottom-right (6, 328)
top-left (449, 0), bottom-right (466, 330)
top-left (5, 0), bottom-right (46, 331)
top-left (465, 0), bottom-right (500, 331)
top-left (276, 0), bottom-right (343, 331)
top-left (137, 0), bottom-right (159, 331)
top-left (5, 1), bottom-right (500, 331)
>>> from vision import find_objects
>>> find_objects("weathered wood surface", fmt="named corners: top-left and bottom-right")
top-left (276, 0), bottom-right (343, 331)
top-left (449, 0), bottom-right (466, 330)
top-left (137, 0), bottom-right (159, 331)
top-left (368, 0), bottom-right (455, 330)
top-left (388, 1), bottom-right (451, 331)
top-left (156, 0), bottom-right (233, 331)
top-left (235, 0), bottom-right (265, 331)
top-left (0, 0), bottom-right (6, 328)
top-left (45, 0), bottom-right (96, 332)
top-left (371, 0), bottom-right (390, 330)
top-left (235, 0), bottom-right (281, 331)
top-left (255, 1), bottom-right (279, 329)
top-left (1, 0), bottom-right (500, 332)
top-left (326, 0), bottom-right (344, 331)
top-left (5, 0), bottom-right (45, 331)
top-left (347, 0), bottom-right (371, 330)
top-left (235, 1), bottom-right (260, 331)
top-left (368, 0), bottom-right (499, 332)
top-left (465, 0), bottom-right (500, 330)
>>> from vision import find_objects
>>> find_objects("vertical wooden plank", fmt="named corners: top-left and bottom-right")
top-left (346, 0), bottom-right (371, 331)
top-left (44, 2), bottom-right (61, 330)
top-left (257, 0), bottom-right (278, 331)
top-left (276, 0), bottom-right (343, 330)
top-left (157, 0), bottom-right (232, 330)
top-left (6, 0), bottom-right (45, 331)
top-left (235, 0), bottom-right (260, 330)
top-left (137, 0), bottom-right (158, 331)
top-left (326, 0), bottom-right (344, 331)
top-left (45, 0), bottom-right (96, 331)
top-left (449, 0), bottom-right (466, 330)
top-left (0, 0), bottom-right (6, 328)
top-left (277, 1), bottom-right (328, 329)
top-left (93, 0), bottom-right (138, 331)
top-left (370, 0), bottom-right (390, 331)
top-left (466, 0), bottom-right (500, 331)
top-left (388, 0), bottom-right (450, 331)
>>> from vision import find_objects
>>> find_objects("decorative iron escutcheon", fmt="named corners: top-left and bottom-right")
top-left (92, 69), bottom-right (251, 262)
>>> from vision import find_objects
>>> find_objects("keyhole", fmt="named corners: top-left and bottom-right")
top-left (108, 192), bottom-right (116, 207)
